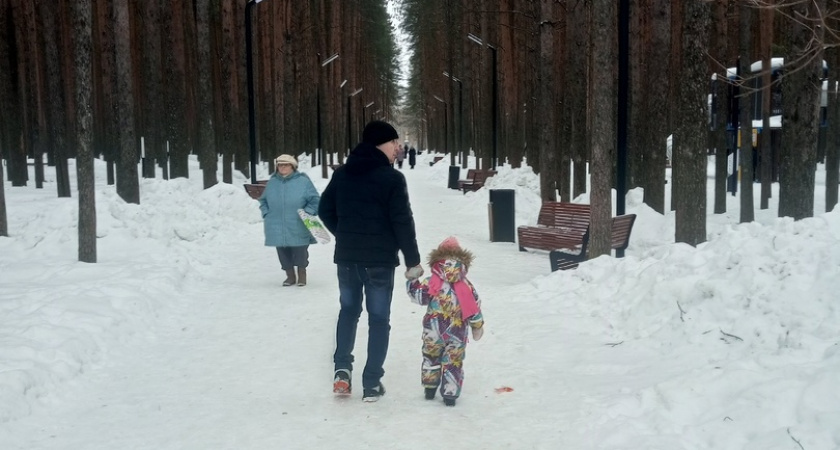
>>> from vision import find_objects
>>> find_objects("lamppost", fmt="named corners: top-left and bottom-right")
top-left (347, 88), bottom-right (362, 157)
top-left (433, 95), bottom-right (449, 156)
top-left (334, 79), bottom-right (347, 166)
top-left (246, 0), bottom-right (272, 184)
top-left (363, 101), bottom-right (375, 127)
top-left (318, 52), bottom-right (339, 179)
top-left (467, 33), bottom-right (498, 170)
top-left (443, 71), bottom-right (464, 167)
top-left (435, 94), bottom-right (460, 190)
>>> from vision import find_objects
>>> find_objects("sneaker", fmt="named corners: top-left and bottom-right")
top-left (443, 397), bottom-right (456, 407)
top-left (333, 369), bottom-right (351, 395)
top-left (362, 383), bottom-right (386, 402)
top-left (424, 387), bottom-right (437, 400)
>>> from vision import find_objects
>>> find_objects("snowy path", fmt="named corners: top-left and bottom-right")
top-left (4, 153), bottom-right (839, 449)
top-left (5, 160), bottom-right (582, 449)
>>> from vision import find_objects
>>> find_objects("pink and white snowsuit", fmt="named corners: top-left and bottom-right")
top-left (407, 244), bottom-right (484, 400)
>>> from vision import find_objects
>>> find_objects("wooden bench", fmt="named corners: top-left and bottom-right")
top-left (243, 180), bottom-right (268, 200)
top-left (461, 169), bottom-right (496, 194)
top-left (549, 213), bottom-right (637, 271)
top-left (457, 169), bottom-right (478, 190)
top-left (517, 202), bottom-right (592, 253)
top-left (429, 156), bottom-right (444, 166)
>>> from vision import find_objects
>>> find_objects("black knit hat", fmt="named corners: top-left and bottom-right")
top-left (362, 120), bottom-right (399, 146)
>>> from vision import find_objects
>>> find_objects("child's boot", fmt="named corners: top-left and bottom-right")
top-left (443, 397), bottom-right (456, 407)
top-left (424, 387), bottom-right (437, 400)
top-left (297, 267), bottom-right (307, 286)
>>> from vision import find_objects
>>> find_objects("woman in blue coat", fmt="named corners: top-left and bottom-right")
top-left (259, 154), bottom-right (321, 286)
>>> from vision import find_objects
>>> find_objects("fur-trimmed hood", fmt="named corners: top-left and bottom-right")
top-left (427, 246), bottom-right (474, 268)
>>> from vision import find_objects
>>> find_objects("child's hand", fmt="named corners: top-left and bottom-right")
top-left (405, 265), bottom-right (424, 280)
top-left (472, 326), bottom-right (484, 341)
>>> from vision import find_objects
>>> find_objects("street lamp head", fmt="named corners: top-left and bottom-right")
top-left (321, 53), bottom-right (339, 66)
top-left (467, 33), bottom-right (483, 45)
top-left (443, 72), bottom-right (462, 83)
top-left (433, 95), bottom-right (446, 104)
top-left (365, 101), bottom-right (375, 108)
top-left (340, 79), bottom-right (347, 88)
top-left (350, 88), bottom-right (363, 97)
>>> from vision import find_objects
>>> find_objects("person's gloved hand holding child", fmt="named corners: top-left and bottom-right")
top-left (405, 264), bottom-right (424, 280)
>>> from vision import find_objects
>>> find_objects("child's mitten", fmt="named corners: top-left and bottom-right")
top-left (472, 326), bottom-right (484, 341)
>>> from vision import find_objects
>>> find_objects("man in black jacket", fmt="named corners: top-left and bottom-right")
top-left (319, 120), bottom-right (424, 402)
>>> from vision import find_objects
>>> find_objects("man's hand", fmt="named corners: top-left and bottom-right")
top-left (405, 265), bottom-right (424, 280)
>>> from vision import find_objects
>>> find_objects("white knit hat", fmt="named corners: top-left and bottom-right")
top-left (274, 154), bottom-right (298, 169)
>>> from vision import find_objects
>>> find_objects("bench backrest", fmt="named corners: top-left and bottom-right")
top-left (464, 169), bottom-right (477, 180)
top-left (473, 169), bottom-right (496, 183)
top-left (244, 183), bottom-right (266, 200)
top-left (537, 202), bottom-right (592, 231)
top-left (610, 214), bottom-right (636, 251)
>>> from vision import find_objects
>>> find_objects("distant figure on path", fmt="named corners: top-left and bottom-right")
top-left (408, 146), bottom-right (417, 169)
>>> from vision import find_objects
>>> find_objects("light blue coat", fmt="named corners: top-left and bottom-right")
top-left (259, 171), bottom-right (321, 247)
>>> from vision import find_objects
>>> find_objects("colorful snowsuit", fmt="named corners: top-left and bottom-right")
top-left (407, 247), bottom-right (484, 400)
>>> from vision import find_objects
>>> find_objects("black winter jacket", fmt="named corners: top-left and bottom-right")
top-left (318, 143), bottom-right (421, 268)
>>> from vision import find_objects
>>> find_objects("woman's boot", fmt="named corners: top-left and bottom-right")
top-left (283, 269), bottom-right (296, 286)
top-left (297, 267), bottom-right (307, 286)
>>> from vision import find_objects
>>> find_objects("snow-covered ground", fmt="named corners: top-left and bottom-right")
top-left (1, 151), bottom-right (838, 449)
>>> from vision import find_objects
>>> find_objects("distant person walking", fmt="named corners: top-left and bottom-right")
top-left (396, 144), bottom-right (406, 169)
top-left (408, 146), bottom-right (417, 169)
top-left (319, 120), bottom-right (424, 402)
top-left (259, 154), bottom-right (320, 287)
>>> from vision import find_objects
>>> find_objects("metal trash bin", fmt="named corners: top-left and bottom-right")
top-left (447, 165), bottom-right (460, 190)
top-left (488, 189), bottom-right (515, 242)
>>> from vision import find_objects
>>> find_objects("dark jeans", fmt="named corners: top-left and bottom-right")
top-left (333, 264), bottom-right (395, 389)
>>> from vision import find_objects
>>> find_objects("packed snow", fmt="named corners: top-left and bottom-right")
top-left (1, 151), bottom-right (838, 449)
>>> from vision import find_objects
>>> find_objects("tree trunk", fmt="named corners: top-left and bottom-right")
top-left (8, 0), bottom-right (30, 187)
top-left (0, 0), bottom-right (26, 187)
top-left (759, 3), bottom-right (774, 210)
top-left (22, 0), bottom-right (46, 189)
top-left (93, 0), bottom-right (118, 185)
top-left (673, 0), bottom-right (709, 246)
top-left (113, 0), bottom-right (139, 203)
top-left (162, 0), bottom-right (190, 179)
top-left (0, 144), bottom-right (7, 236)
top-left (589, 0), bottom-right (617, 258)
top-left (537, 0), bottom-right (557, 202)
top-left (566, 0), bottom-right (587, 201)
top-left (711, 0), bottom-right (729, 214)
top-left (641, 0), bottom-right (670, 214)
top-left (137, 0), bottom-right (163, 179)
top-left (38, 0), bottom-right (71, 197)
top-left (779, 0), bottom-right (823, 220)
top-left (824, 4), bottom-right (839, 212)
top-left (196, 0), bottom-right (218, 189)
top-left (72, 0), bottom-right (96, 263)
top-left (738, 4), bottom-right (754, 223)
top-left (220, 0), bottom-right (236, 184)
top-left (668, 0), bottom-right (683, 211)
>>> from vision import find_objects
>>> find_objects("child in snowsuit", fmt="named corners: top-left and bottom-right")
top-left (406, 236), bottom-right (484, 407)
